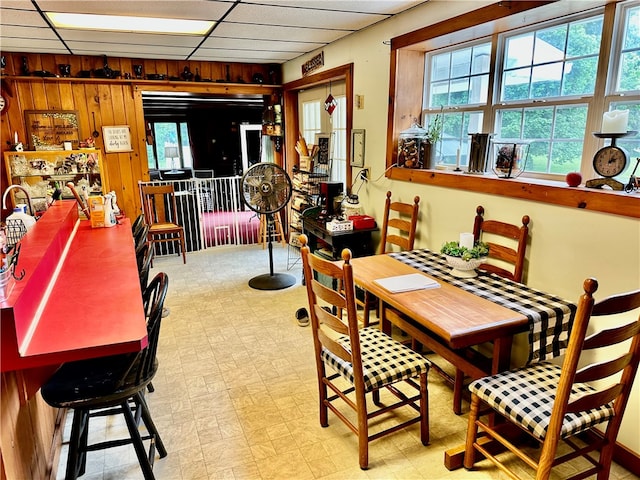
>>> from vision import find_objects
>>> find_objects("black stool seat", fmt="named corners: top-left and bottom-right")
top-left (41, 353), bottom-right (153, 408)
top-left (41, 273), bottom-right (168, 480)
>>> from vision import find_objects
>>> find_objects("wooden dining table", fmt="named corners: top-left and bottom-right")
top-left (349, 249), bottom-right (576, 469)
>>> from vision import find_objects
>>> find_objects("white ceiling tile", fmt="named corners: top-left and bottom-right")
top-left (239, 0), bottom-right (424, 15)
top-left (191, 50), bottom-right (295, 63)
top-left (213, 22), bottom-right (345, 44)
top-left (226, 3), bottom-right (384, 31)
top-left (203, 36), bottom-right (323, 53)
top-left (65, 41), bottom-right (194, 57)
top-left (1, 37), bottom-right (67, 52)
top-left (59, 30), bottom-right (202, 48)
top-left (0, 7), bottom-right (49, 27)
top-left (0, 25), bottom-right (60, 40)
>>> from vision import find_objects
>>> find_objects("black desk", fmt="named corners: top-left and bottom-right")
top-left (302, 216), bottom-right (377, 260)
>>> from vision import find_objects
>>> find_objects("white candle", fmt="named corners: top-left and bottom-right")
top-left (455, 148), bottom-right (461, 169)
top-left (602, 110), bottom-right (629, 134)
top-left (460, 232), bottom-right (474, 250)
top-left (14, 131), bottom-right (17, 144)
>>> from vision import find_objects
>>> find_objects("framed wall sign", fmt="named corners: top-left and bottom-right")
top-left (102, 125), bottom-right (133, 153)
top-left (315, 133), bottom-right (332, 165)
top-left (351, 129), bottom-right (366, 167)
top-left (24, 110), bottom-right (79, 150)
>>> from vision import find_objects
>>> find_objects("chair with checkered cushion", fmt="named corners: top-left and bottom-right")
top-left (299, 234), bottom-right (430, 470)
top-left (464, 278), bottom-right (640, 480)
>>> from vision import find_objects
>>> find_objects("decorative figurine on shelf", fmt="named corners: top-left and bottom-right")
top-left (21, 56), bottom-right (29, 76)
top-left (13, 142), bottom-right (23, 152)
top-left (181, 66), bottom-right (193, 81)
top-left (107, 190), bottom-right (121, 216)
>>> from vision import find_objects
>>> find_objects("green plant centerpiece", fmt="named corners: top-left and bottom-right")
top-left (440, 240), bottom-right (489, 278)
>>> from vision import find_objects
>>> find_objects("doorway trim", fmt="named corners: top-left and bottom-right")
top-left (282, 63), bottom-right (354, 191)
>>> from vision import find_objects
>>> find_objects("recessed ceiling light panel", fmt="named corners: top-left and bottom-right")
top-left (46, 12), bottom-right (214, 35)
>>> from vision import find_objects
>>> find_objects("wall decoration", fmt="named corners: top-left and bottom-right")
top-left (302, 51), bottom-right (324, 76)
top-left (315, 133), bottom-right (332, 165)
top-left (351, 129), bottom-right (366, 167)
top-left (102, 125), bottom-right (133, 153)
top-left (24, 110), bottom-right (79, 151)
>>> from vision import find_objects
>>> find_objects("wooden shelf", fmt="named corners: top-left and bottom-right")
top-left (388, 167), bottom-right (640, 219)
top-left (2, 74), bottom-right (281, 88)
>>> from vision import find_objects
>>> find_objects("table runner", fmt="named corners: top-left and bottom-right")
top-left (389, 249), bottom-right (577, 363)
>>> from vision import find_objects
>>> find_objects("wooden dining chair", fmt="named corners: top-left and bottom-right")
top-left (140, 183), bottom-right (186, 264)
top-left (464, 278), bottom-right (640, 480)
top-left (473, 205), bottom-right (530, 283)
top-left (444, 205), bottom-right (531, 414)
top-left (299, 234), bottom-right (430, 470)
top-left (360, 191), bottom-right (420, 326)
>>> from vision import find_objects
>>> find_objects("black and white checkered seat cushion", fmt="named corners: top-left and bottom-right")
top-left (468, 362), bottom-right (615, 441)
top-left (321, 327), bottom-right (430, 392)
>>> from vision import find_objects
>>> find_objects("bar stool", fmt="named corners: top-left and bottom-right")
top-left (41, 273), bottom-right (169, 480)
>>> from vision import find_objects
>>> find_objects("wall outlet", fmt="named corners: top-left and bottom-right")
top-left (359, 167), bottom-right (370, 181)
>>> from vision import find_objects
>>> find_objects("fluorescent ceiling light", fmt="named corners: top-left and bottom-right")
top-left (46, 12), bottom-right (214, 35)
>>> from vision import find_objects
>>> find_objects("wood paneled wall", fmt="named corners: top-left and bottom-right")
top-left (1, 52), bottom-right (280, 219)
top-left (0, 52), bottom-right (280, 480)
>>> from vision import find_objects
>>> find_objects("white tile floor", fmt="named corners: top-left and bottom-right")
top-left (56, 245), bottom-right (638, 479)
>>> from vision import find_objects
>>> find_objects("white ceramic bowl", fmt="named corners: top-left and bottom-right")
top-left (444, 255), bottom-right (486, 278)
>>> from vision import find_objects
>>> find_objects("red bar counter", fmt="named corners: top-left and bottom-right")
top-left (1, 200), bottom-right (148, 373)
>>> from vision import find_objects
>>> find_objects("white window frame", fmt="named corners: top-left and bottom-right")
top-left (422, 2), bottom-right (640, 180)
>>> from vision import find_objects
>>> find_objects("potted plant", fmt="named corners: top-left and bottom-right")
top-left (440, 240), bottom-right (489, 278)
top-left (424, 112), bottom-right (443, 168)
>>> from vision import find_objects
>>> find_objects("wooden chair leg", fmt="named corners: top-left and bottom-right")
top-left (463, 394), bottom-right (481, 469)
top-left (179, 233), bottom-right (186, 264)
top-left (420, 371), bottom-right (429, 445)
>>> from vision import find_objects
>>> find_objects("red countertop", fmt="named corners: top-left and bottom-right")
top-left (1, 200), bottom-right (148, 372)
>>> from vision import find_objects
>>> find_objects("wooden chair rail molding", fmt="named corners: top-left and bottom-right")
top-left (388, 168), bottom-right (640, 219)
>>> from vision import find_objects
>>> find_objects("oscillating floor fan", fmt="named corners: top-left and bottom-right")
top-left (241, 163), bottom-right (295, 290)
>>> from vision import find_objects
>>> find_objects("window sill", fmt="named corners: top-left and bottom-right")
top-left (388, 167), bottom-right (640, 219)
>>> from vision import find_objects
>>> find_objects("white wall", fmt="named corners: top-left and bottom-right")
top-left (283, 1), bottom-right (640, 454)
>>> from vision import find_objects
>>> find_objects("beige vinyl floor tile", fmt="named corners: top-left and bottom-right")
top-left (55, 245), bottom-right (638, 480)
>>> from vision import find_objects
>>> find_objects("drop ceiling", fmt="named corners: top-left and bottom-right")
top-left (0, 0), bottom-right (425, 64)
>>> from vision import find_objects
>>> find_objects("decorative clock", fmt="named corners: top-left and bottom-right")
top-left (0, 92), bottom-right (8, 115)
top-left (585, 131), bottom-right (636, 191)
top-left (0, 78), bottom-right (10, 115)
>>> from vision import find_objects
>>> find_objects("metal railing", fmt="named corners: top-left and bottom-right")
top-left (138, 177), bottom-right (261, 255)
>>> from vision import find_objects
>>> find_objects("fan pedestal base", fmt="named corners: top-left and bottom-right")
top-left (249, 273), bottom-right (296, 290)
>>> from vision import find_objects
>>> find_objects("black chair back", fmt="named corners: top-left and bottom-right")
top-left (132, 214), bottom-right (145, 238)
top-left (137, 243), bottom-right (154, 291)
top-left (134, 272), bottom-right (168, 385)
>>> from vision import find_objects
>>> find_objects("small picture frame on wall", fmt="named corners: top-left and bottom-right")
top-left (102, 125), bottom-right (133, 153)
top-left (351, 129), bottom-right (366, 167)
top-left (315, 133), bottom-right (332, 165)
